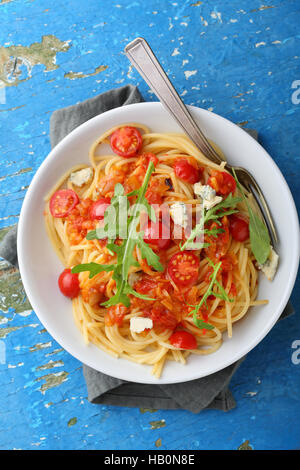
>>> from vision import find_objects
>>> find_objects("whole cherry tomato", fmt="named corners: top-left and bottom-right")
top-left (207, 170), bottom-right (236, 196)
top-left (174, 158), bottom-right (201, 184)
top-left (58, 268), bottom-right (80, 298)
top-left (169, 330), bottom-right (197, 349)
top-left (229, 214), bottom-right (249, 242)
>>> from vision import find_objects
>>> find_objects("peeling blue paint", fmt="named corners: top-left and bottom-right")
top-left (0, 0), bottom-right (299, 452)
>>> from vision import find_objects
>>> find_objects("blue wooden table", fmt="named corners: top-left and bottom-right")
top-left (0, 0), bottom-right (299, 450)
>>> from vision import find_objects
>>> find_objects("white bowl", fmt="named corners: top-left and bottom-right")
top-left (17, 102), bottom-right (300, 384)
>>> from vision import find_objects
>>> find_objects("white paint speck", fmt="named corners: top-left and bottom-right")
top-left (211, 11), bottom-right (222, 23)
top-left (8, 362), bottom-right (24, 368)
top-left (18, 309), bottom-right (32, 317)
top-left (200, 16), bottom-right (208, 26)
top-left (184, 70), bottom-right (197, 80)
top-left (171, 48), bottom-right (180, 56)
top-left (255, 42), bottom-right (266, 48)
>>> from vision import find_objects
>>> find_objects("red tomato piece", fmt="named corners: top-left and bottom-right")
top-left (207, 170), bottom-right (236, 196)
top-left (50, 189), bottom-right (79, 218)
top-left (144, 305), bottom-right (178, 330)
top-left (134, 276), bottom-right (164, 298)
top-left (143, 220), bottom-right (171, 250)
top-left (173, 158), bottom-right (201, 184)
top-left (105, 304), bottom-right (128, 327)
top-left (229, 214), bottom-right (249, 242)
top-left (167, 251), bottom-right (200, 287)
top-left (81, 281), bottom-right (106, 306)
top-left (110, 126), bottom-right (142, 158)
top-left (205, 216), bottom-right (230, 260)
top-left (220, 256), bottom-right (234, 273)
top-left (169, 330), bottom-right (197, 349)
top-left (138, 152), bottom-right (159, 168)
top-left (58, 268), bottom-right (80, 299)
top-left (89, 197), bottom-right (111, 220)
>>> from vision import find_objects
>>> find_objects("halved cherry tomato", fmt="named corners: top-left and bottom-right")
top-left (207, 170), bottom-right (236, 196)
top-left (58, 268), bottom-right (80, 298)
top-left (143, 220), bottom-right (171, 250)
top-left (110, 126), bottom-right (142, 158)
top-left (50, 189), bottom-right (79, 218)
top-left (169, 330), bottom-right (197, 349)
top-left (229, 214), bottom-right (249, 242)
top-left (173, 158), bottom-right (201, 184)
top-left (89, 197), bottom-right (111, 220)
top-left (167, 251), bottom-right (200, 287)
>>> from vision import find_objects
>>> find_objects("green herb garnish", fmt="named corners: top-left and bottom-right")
top-left (189, 258), bottom-right (233, 329)
top-left (232, 169), bottom-right (270, 265)
top-left (180, 193), bottom-right (241, 251)
top-left (72, 161), bottom-right (163, 307)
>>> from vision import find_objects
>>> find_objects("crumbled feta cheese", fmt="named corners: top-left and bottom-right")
top-left (259, 247), bottom-right (279, 281)
top-left (130, 317), bottom-right (153, 333)
top-left (70, 167), bottom-right (93, 187)
top-left (170, 201), bottom-right (188, 228)
top-left (194, 183), bottom-right (216, 201)
top-left (193, 183), bottom-right (222, 210)
top-left (202, 195), bottom-right (223, 210)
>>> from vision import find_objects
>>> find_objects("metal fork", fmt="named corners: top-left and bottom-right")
top-left (124, 37), bottom-right (278, 246)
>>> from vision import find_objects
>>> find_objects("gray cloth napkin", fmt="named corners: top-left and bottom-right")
top-left (0, 84), bottom-right (294, 413)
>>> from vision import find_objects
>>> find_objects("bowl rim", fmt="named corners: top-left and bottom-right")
top-left (17, 101), bottom-right (300, 384)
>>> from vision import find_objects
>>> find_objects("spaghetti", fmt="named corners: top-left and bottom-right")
top-left (44, 123), bottom-right (267, 378)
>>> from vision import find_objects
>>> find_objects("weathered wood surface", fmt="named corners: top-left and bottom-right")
top-left (0, 0), bottom-right (299, 450)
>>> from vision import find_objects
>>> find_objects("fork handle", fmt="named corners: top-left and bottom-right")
top-left (124, 37), bottom-right (223, 165)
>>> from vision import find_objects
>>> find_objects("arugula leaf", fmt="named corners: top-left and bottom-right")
top-left (136, 232), bottom-right (163, 272)
top-left (248, 215), bottom-right (270, 264)
top-left (232, 169), bottom-right (270, 265)
top-left (72, 262), bottom-right (114, 279)
top-left (72, 161), bottom-right (162, 307)
top-left (193, 318), bottom-right (215, 330)
top-left (123, 284), bottom-right (155, 302)
top-left (181, 193), bottom-right (241, 251)
top-left (189, 258), bottom-right (233, 330)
